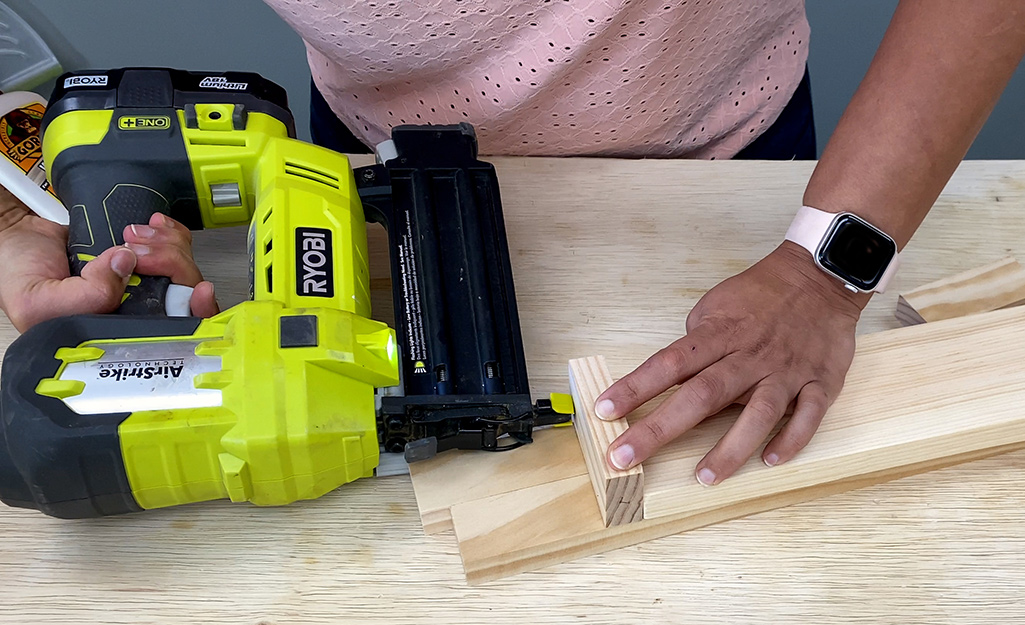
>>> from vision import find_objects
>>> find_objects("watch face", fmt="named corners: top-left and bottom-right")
top-left (816, 214), bottom-right (896, 291)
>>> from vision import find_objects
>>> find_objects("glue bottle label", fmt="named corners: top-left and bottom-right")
top-left (0, 103), bottom-right (56, 198)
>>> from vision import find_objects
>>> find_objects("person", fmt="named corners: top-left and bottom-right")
top-left (0, 1), bottom-right (1021, 488)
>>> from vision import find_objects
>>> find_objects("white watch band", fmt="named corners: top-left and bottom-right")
top-left (785, 205), bottom-right (900, 293)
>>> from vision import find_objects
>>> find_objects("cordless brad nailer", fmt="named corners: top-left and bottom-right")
top-left (0, 68), bottom-right (571, 518)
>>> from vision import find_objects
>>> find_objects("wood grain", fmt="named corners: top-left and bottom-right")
top-left (644, 305), bottom-right (1025, 517)
top-left (451, 306), bottom-right (1025, 581)
top-left (568, 356), bottom-right (643, 526)
top-left (407, 427), bottom-right (585, 534)
top-left (895, 256), bottom-right (1025, 325)
top-left (453, 440), bottom-right (1025, 585)
top-left (6, 159), bottom-right (1025, 623)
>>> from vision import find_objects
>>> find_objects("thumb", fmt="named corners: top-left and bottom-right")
top-left (189, 280), bottom-right (220, 318)
top-left (37, 247), bottom-right (137, 317)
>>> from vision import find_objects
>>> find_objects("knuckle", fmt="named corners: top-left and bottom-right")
top-left (747, 399), bottom-right (782, 428)
top-left (743, 335), bottom-right (790, 365)
top-left (173, 246), bottom-right (195, 267)
top-left (779, 427), bottom-right (814, 453)
top-left (708, 447), bottom-right (744, 474)
top-left (614, 375), bottom-right (642, 403)
top-left (641, 418), bottom-right (672, 445)
top-left (803, 385), bottom-right (832, 411)
top-left (655, 345), bottom-right (690, 376)
top-left (701, 313), bottom-right (735, 336)
top-left (688, 373), bottom-right (724, 405)
top-left (94, 280), bottom-right (123, 304)
top-left (167, 224), bottom-right (192, 245)
top-left (744, 334), bottom-right (773, 357)
top-left (165, 247), bottom-right (201, 278)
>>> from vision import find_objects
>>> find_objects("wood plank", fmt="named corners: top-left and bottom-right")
top-left (895, 256), bottom-right (1025, 325)
top-left (8, 159), bottom-right (1025, 622)
top-left (451, 305), bottom-right (1025, 582)
top-left (453, 441), bottom-right (1025, 585)
top-left (568, 356), bottom-right (644, 526)
top-left (407, 427), bottom-right (586, 534)
top-left (644, 303), bottom-right (1025, 517)
top-left (406, 160), bottom-right (1025, 541)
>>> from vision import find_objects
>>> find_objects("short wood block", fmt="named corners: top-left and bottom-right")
top-left (896, 256), bottom-right (1025, 326)
top-left (568, 356), bottom-right (643, 526)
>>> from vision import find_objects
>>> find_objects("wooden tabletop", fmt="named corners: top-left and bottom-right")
top-left (3, 158), bottom-right (1025, 624)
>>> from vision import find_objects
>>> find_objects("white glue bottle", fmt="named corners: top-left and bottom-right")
top-left (0, 91), bottom-right (68, 225)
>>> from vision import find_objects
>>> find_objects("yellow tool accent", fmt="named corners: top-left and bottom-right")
top-left (247, 136), bottom-right (373, 317)
top-left (193, 104), bottom-right (235, 132)
top-left (121, 267), bottom-right (141, 304)
top-left (54, 346), bottom-right (105, 363)
top-left (114, 301), bottom-right (397, 509)
top-left (37, 94), bottom-right (398, 511)
top-left (42, 110), bottom-right (113, 183)
top-left (34, 379), bottom-right (85, 400)
top-left (178, 108), bottom-right (288, 228)
top-left (550, 392), bottom-right (575, 426)
top-left (112, 139), bottom-right (391, 510)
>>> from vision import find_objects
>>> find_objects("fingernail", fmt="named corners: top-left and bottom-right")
top-left (111, 248), bottom-right (137, 279)
top-left (764, 453), bottom-right (780, 467)
top-left (152, 213), bottom-right (167, 226)
top-left (127, 243), bottom-right (150, 256)
top-left (595, 398), bottom-right (616, 420)
top-left (696, 467), bottom-right (717, 486)
top-left (609, 444), bottom-right (634, 470)
top-left (130, 224), bottom-right (155, 238)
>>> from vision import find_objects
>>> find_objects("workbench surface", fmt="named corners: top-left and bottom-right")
top-left (3, 159), bottom-right (1025, 624)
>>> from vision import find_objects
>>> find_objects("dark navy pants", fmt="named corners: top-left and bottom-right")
top-left (309, 69), bottom-right (816, 160)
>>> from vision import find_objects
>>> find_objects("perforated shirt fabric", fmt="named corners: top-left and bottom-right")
top-left (265, 0), bottom-right (810, 158)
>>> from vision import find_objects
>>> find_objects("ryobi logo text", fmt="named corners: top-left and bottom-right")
top-left (63, 75), bottom-right (108, 88)
top-left (118, 116), bottom-right (171, 130)
top-left (295, 228), bottom-right (334, 297)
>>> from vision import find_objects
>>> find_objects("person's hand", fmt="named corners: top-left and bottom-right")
top-left (0, 187), bottom-right (218, 332)
top-left (595, 242), bottom-right (868, 486)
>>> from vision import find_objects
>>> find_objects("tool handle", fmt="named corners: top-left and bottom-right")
top-left (63, 167), bottom-right (172, 315)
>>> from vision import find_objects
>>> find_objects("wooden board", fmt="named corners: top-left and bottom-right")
top-left (643, 304), bottom-right (1025, 517)
top-left (407, 427), bottom-right (586, 534)
top-left (895, 256), bottom-right (1025, 325)
top-left (11, 159), bottom-right (1025, 623)
top-left (568, 356), bottom-right (643, 526)
top-left (452, 441), bottom-right (1025, 584)
top-left (450, 305), bottom-right (1025, 582)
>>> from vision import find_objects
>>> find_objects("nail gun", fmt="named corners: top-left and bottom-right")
top-left (0, 68), bottom-right (572, 518)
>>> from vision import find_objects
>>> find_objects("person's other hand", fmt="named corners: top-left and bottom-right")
top-left (596, 242), bottom-right (867, 485)
top-left (0, 187), bottom-right (218, 331)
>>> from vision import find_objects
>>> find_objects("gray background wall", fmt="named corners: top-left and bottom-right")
top-left (6, 0), bottom-right (1023, 158)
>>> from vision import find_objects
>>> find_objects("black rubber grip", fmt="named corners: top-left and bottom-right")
top-left (0, 314), bottom-right (202, 518)
top-left (65, 171), bottom-right (172, 315)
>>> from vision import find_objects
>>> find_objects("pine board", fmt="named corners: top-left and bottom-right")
top-left (7, 159), bottom-right (1025, 622)
top-left (568, 356), bottom-right (644, 526)
top-left (451, 306), bottom-right (1025, 582)
top-left (895, 256), bottom-right (1025, 325)
top-left (644, 305), bottom-right (1025, 517)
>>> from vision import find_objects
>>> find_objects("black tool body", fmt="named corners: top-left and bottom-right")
top-left (357, 124), bottom-right (567, 460)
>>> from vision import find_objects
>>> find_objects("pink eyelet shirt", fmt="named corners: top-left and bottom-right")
top-left (265, 0), bottom-right (809, 158)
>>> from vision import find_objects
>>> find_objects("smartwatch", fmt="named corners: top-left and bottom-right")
top-left (784, 205), bottom-right (900, 293)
